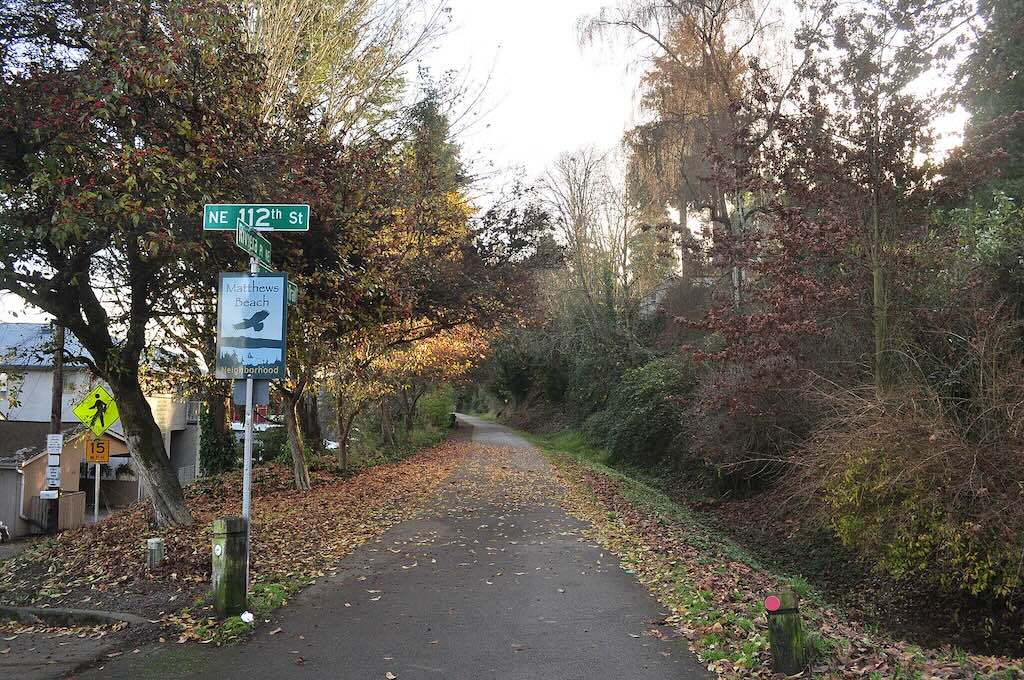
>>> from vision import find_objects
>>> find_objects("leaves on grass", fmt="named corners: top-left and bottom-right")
top-left (554, 457), bottom-right (1024, 679)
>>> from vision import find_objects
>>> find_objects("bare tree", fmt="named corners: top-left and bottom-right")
top-left (245, 0), bottom-right (450, 136)
top-left (580, 0), bottom-right (797, 307)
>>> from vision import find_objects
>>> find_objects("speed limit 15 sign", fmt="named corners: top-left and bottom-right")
top-left (86, 438), bottom-right (110, 464)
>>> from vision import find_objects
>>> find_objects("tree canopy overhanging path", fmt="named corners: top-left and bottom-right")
top-left (73, 416), bottom-right (709, 680)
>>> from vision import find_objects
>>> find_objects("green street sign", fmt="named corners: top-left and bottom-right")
top-left (204, 204), bottom-right (310, 231)
top-left (258, 262), bottom-right (299, 305)
top-left (236, 222), bottom-right (271, 265)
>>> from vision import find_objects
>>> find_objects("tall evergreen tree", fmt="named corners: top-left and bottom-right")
top-left (960, 0), bottom-right (1024, 199)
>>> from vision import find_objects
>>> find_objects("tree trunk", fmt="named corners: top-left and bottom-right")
top-left (283, 394), bottom-right (311, 491)
top-left (206, 391), bottom-right (230, 439)
top-left (398, 390), bottom-right (417, 434)
top-left (339, 432), bottom-right (349, 472)
top-left (336, 392), bottom-right (348, 471)
top-left (404, 403), bottom-right (415, 434)
top-left (870, 186), bottom-right (887, 394)
top-left (380, 399), bottom-right (396, 448)
top-left (108, 374), bottom-right (193, 527)
top-left (335, 392), bottom-right (365, 472)
top-left (300, 392), bottom-right (323, 452)
top-left (869, 88), bottom-right (888, 396)
top-left (403, 389), bottom-right (424, 433)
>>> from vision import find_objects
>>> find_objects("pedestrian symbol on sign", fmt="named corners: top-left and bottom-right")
top-left (88, 393), bottom-right (109, 428)
top-left (73, 386), bottom-right (120, 437)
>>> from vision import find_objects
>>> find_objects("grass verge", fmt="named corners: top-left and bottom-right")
top-left (529, 428), bottom-right (1023, 679)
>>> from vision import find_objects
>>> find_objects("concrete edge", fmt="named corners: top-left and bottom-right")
top-left (0, 605), bottom-right (151, 628)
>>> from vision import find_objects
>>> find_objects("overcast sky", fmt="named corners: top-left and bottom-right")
top-left (419, 0), bottom-right (644, 189)
top-left (0, 1), bottom-right (971, 324)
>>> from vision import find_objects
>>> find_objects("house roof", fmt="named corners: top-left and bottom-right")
top-left (0, 448), bottom-right (47, 470)
top-left (0, 421), bottom-right (127, 467)
top-left (0, 323), bottom-right (92, 369)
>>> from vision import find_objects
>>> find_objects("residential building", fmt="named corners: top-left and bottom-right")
top-left (0, 323), bottom-right (201, 539)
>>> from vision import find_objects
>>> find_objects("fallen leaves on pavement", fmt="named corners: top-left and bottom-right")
top-left (0, 440), bottom-right (469, 640)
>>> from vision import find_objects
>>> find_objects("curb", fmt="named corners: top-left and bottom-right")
top-left (0, 605), bottom-right (151, 627)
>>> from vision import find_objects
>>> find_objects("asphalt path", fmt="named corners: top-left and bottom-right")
top-left (73, 415), bottom-right (709, 679)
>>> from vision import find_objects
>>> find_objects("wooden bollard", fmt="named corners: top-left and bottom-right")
top-left (211, 517), bottom-right (248, 617)
top-left (146, 537), bottom-right (164, 569)
top-left (765, 590), bottom-right (808, 675)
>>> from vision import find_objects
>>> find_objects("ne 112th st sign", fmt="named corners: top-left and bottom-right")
top-left (215, 273), bottom-right (289, 379)
top-left (203, 204), bottom-right (309, 231)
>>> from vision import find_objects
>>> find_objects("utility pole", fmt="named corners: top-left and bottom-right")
top-left (45, 323), bottom-right (65, 533)
top-left (50, 324), bottom-right (64, 434)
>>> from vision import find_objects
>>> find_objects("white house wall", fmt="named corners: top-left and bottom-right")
top-left (0, 368), bottom-right (98, 424)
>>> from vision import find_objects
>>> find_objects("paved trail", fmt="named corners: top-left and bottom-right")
top-left (74, 416), bottom-right (708, 679)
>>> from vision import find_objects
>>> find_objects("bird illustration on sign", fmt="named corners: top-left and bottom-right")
top-left (233, 310), bottom-right (270, 332)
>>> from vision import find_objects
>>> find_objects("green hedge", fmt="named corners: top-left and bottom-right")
top-left (603, 358), bottom-right (697, 466)
top-left (418, 385), bottom-right (455, 429)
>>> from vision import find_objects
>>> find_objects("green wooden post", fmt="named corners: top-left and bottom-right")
top-left (765, 589), bottom-right (808, 675)
top-left (212, 517), bottom-right (248, 617)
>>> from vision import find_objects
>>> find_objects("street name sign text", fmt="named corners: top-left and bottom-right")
top-left (204, 204), bottom-right (309, 231)
top-left (236, 222), bottom-right (271, 265)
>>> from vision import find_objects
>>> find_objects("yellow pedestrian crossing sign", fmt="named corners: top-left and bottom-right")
top-left (73, 386), bottom-right (119, 437)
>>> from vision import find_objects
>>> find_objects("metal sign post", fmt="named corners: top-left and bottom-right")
top-left (211, 202), bottom-right (302, 598)
top-left (85, 439), bottom-right (109, 522)
top-left (241, 254), bottom-right (257, 586)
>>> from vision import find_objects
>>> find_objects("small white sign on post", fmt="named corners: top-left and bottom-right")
top-left (46, 434), bottom-right (63, 455)
top-left (45, 434), bottom-right (63, 491)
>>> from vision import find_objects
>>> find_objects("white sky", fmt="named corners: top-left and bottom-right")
top-left (420, 0), bottom-right (644, 189)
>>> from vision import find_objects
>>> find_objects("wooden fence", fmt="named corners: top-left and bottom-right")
top-left (28, 491), bottom-right (86, 533)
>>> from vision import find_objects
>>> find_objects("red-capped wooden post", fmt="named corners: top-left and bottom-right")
top-left (765, 590), bottom-right (807, 675)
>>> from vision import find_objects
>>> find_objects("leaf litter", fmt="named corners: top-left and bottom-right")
top-left (0, 440), bottom-right (469, 643)
top-left (550, 455), bottom-right (1024, 679)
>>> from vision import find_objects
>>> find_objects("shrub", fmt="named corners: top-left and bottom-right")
top-left (603, 358), bottom-right (698, 466)
top-left (199, 404), bottom-right (239, 477)
top-left (254, 425), bottom-right (290, 464)
top-left (808, 387), bottom-right (1024, 599)
top-left (800, 312), bottom-right (1024, 600)
top-left (583, 410), bottom-right (610, 444)
top-left (417, 384), bottom-right (455, 429)
top-left (688, 359), bottom-right (819, 491)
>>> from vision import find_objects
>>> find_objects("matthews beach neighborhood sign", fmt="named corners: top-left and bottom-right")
top-left (215, 273), bottom-right (288, 379)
